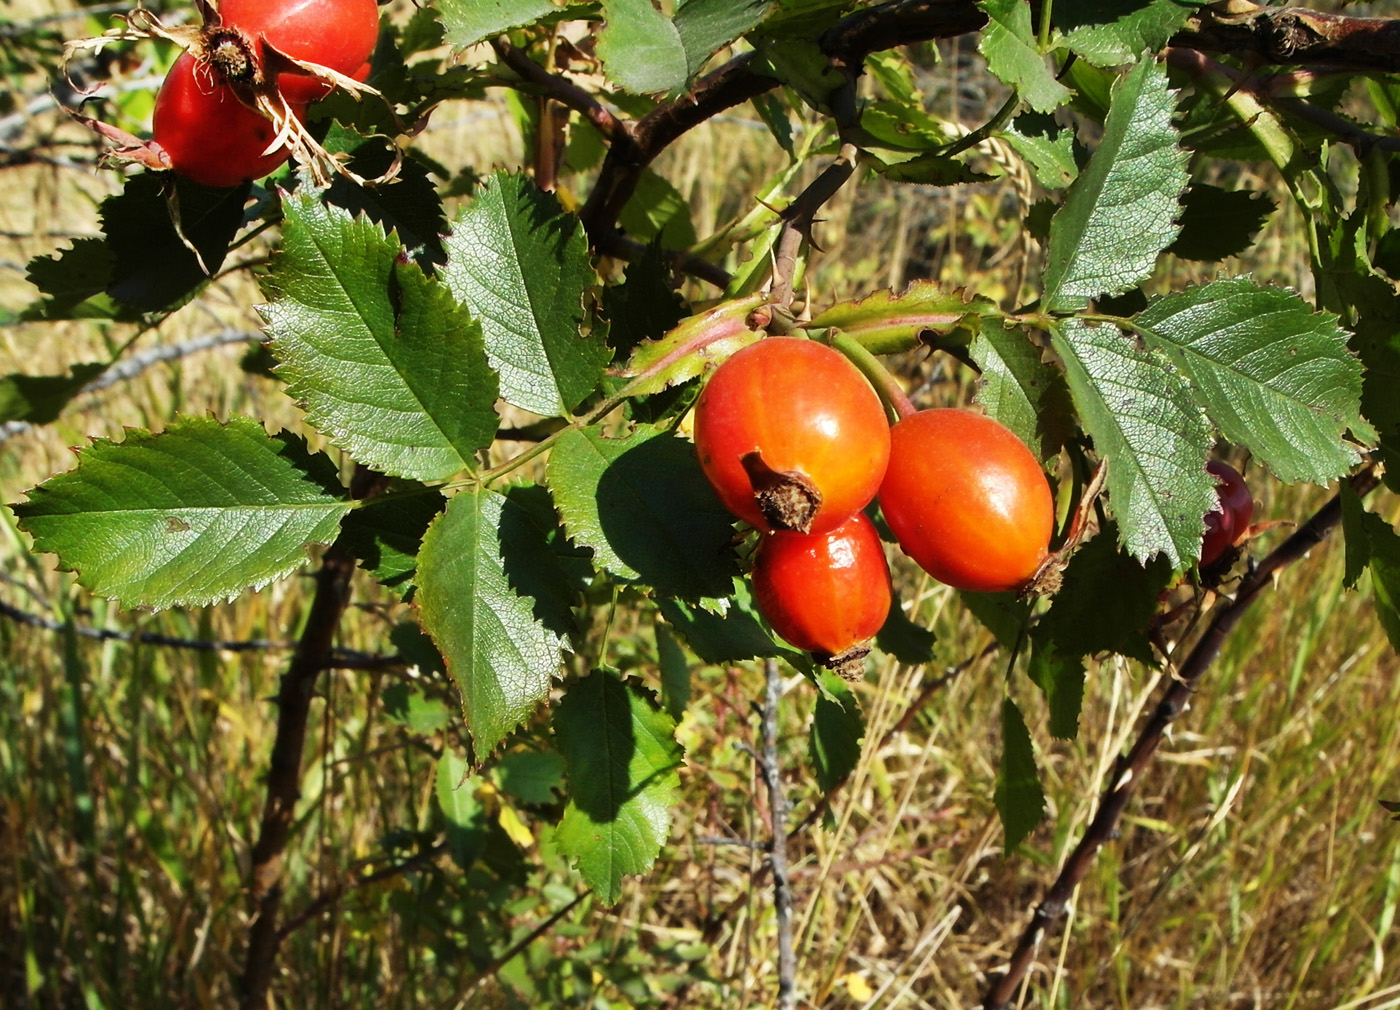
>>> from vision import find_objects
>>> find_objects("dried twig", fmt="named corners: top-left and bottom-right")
top-left (760, 657), bottom-right (798, 1010)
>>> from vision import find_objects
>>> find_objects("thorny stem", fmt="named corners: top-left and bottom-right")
top-left (978, 465), bottom-right (1381, 1010)
top-left (760, 657), bottom-right (798, 1010)
top-left (769, 141), bottom-right (862, 310)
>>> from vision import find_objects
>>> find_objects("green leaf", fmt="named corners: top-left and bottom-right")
top-left (554, 669), bottom-right (682, 904)
top-left (1027, 641), bottom-right (1085, 741)
top-left (674, 0), bottom-right (775, 80)
top-left (977, 0), bottom-right (1072, 114)
top-left (597, 0), bottom-right (686, 94)
top-left (548, 425), bottom-right (737, 599)
top-left (810, 670), bottom-right (862, 792)
top-left (22, 239), bottom-right (120, 321)
top-left (442, 172), bottom-right (606, 416)
top-left (436, 748), bottom-right (489, 870)
top-left (11, 416), bottom-right (350, 610)
top-left (1167, 184), bottom-right (1275, 262)
top-left (1051, 319), bottom-right (1215, 567)
top-left (496, 749), bottom-right (567, 805)
top-left (262, 193), bottom-right (499, 481)
top-left (416, 487), bottom-right (573, 756)
top-left (658, 578), bottom-right (798, 665)
top-left (1042, 58), bottom-right (1188, 311)
top-left (809, 283), bottom-right (1000, 355)
top-left (323, 139), bottom-right (449, 267)
top-left (601, 249), bottom-right (687, 362)
top-left (874, 590), bottom-right (936, 665)
top-left (656, 622), bottom-right (691, 721)
top-left (1135, 279), bottom-right (1364, 484)
top-left (436, 0), bottom-right (558, 49)
top-left (994, 697), bottom-right (1045, 853)
top-left (1000, 112), bottom-right (1082, 190)
top-left (618, 169), bottom-right (698, 251)
top-left (1054, 0), bottom-right (1204, 67)
top-left (1338, 489), bottom-right (1400, 655)
top-left (874, 152), bottom-right (994, 186)
top-left (1348, 273), bottom-right (1400, 490)
top-left (970, 323), bottom-right (1075, 463)
top-left (960, 590), bottom-right (1032, 651)
top-left (338, 485), bottom-right (447, 598)
top-left (0, 364), bottom-right (106, 425)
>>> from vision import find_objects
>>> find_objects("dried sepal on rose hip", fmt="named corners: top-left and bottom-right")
top-left (64, 0), bottom-right (394, 189)
top-left (751, 512), bottom-right (892, 680)
top-left (693, 337), bottom-right (891, 535)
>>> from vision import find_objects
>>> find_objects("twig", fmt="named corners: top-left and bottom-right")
top-left (455, 892), bottom-right (590, 1001)
top-left (760, 657), bottom-right (798, 1010)
top-left (593, 230), bottom-right (734, 290)
top-left (491, 37), bottom-right (625, 143)
top-left (277, 841), bottom-right (449, 940)
top-left (1172, 5), bottom-right (1400, 75)
top-left (769, 142), bottom-right (862, 310)
top-left (240, 467), bottom-right (387, 1009)
top-left (978, 465), bottom-right (1382, 1010)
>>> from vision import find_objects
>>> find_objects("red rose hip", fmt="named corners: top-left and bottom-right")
top-left (752, 512), bottom-right (891, 674)
top-left (694, 338), bottom-right (891, 535)
top-left (878, 408), bottom-right (1053, 594)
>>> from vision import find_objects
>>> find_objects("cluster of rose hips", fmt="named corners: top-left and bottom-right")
top-left (693, 337), bottom-right (1255, 677)
top-left (692, 337), bottom-right (1055, 677)
top-left (80, 0), bottom-right (380, 188)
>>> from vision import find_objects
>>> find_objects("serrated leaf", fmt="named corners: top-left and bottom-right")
top-left (262, 194), bottom-right (498, 481)
top-left (1167, 184), bottom-right (1275, 262)
top-left (597, 0), bottom-right (686, 94)
top-left (617, 296), bottom-right (764, 398)
top-left (338, 485), bottom-right (447, 598)
top-left (618, 169), bottom-right (698, 251)
top-left (656, 622), bottom-right (691, 720)
top-left (436, 748), bottom-right (489, 869)
top-left (22, 238), bottom-right (119, 321)
top-left (978, 0), bottom-right (1072, 114)
top-left (810, 670), bottom-right (863, 792)
top-left (1136, 279), bottom-right (1363, 484)
top-left (442, 172), bottom-right (605, 416)
top-left (323, 138), bottom-right (449, 267)
top-left (548, 425), bottom-right (737, 599)
top-left (970, 323), bottom-right (1074, 462)
top-left (1001, 112), bottom-right (1082, 190)
top-left (1043, 58), bottom-right (1188, 311)
top-left (0, 364), bottom-right (106, 425)
top-left (436, 0), bottom-right (558, 49)
top-left (11, 416), bottom-right (350, 609)
top-left (1054, 0), bottom-right (1204, 67)
top-left (1051, 319), bottom-right (1215, 567)
top-left (960, 590), bottom-right (1032, 651)
top-left (416, 487), bottom-right (572, 756)
top-left (875, 152), bottom-right (994, 186)
top-left (995, 697), bottom-right (1045, 852)
top-left (809, 283), bottom-right (1000, 355)
top-left (554, 669), bottom-right (682, 904)
top-left (1347, 274), bottom-right (1400, 490)
top-left (674, 0), bottom-right (774, 80)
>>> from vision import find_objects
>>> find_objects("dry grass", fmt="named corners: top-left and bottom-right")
top-left (2, 2), bottom-right (1400, 1008)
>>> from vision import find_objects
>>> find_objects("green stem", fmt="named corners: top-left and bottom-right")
top-left (821, 329), bottom-right (917, 422)
top-left (1037, 0), bottom-right (1053, 51)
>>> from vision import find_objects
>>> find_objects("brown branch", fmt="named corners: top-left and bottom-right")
top-left (240, 467), bottom-right (387, 1009)
top-left (492, 37), bottom-right (625, 144)
top-left (760, 657), bottom-right (798, 1010)
top-left (593, 230), bottom-right (734, 290)
top-left (979, 465), bottom-right (1382, 1010)
top-left (769, 141), bottom-right (862, 310)
top-left (1173, 4), bottom-right (1400, 74)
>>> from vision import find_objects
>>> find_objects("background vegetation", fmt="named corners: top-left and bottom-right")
top-left (2, 1), bottom-right (1399, 1008)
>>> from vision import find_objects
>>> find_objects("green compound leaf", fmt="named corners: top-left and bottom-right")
top-left (262, 193), bottom-right (498, 482)
top-left (547, 425), bottom-right (738, 600)
top-left (995, 697), bottom-right (1045, 853)
top-left (442, 172), bottom-right (606, 417)
top-left (1054, 0), bottom-right (1205, 67)
top-left (436, 0), bottom-right (558, 50)
top-left (1043, 58), bottom-right (1188, 311)
top-left (11, 416), bottom-right (349, 610)
top-left (416, 486), bottom-right (574, 756)
top-left (1051, 319), bottom-right (1216, 568)
top-left (810, 670), bottom-right (863, 793)
top-left (970, 322), bottom-right (1075, 463)
top-left (977, 0), bottom-right (1072, 114)
top-left (1135, 278), bottom-right (1364, 484)
top-left (554, 669), bottom-right (683, 905)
